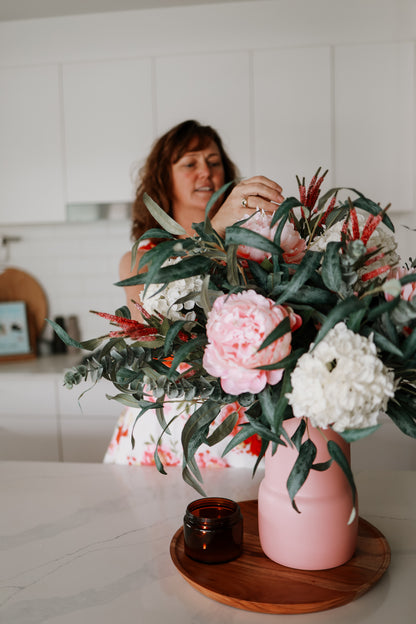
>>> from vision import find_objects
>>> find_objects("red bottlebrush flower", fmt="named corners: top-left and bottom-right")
top-left (131, 299), bottom-right (163, 322)
top-left (341, 214), bottom-right (350, 238)
top-left (131, 300), bottom-right (152, 320)
top-left (361, 265), bottom-right (391, 282)
top-left (305, 168), bottom-right (328, 211)
top-left (296, 175), bottom-right (306, 205)
top-left (305, 174), bottom-right (317, 208)
top-left (318, 193), bottom-right (337, 227)
top-left (350, 207), bottom-right (360, 240)
top-left (361, 213), bottom-right (384, 246)
top-left (90, 310), bottom-right (159, 341)
top-left (364, 250), bottom-right (385, 266)
top-left (310, 171), bottom-right (328, 211)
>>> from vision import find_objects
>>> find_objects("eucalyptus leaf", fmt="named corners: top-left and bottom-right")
top-left (258, 316), bottom-right (291, 352)
top-left (387, 401), bottom-right (416, 438)
top-left (313, 297), bottom-right (367, 347)
top-left (182, 465), bottom-right (206, 497)
top-left (327, 440), bottom-right (356, 509)
top-left (338, 425), bottom-right (380, 442)
top-left (321, 242), bottom-right (343, 292)
top-left (222, 422), bottom-right (258, 455)
top-left (225, 225), bottom-right (282, 256)
top-left (311, 459), bottom-right (333, 471)
top-left (286, 439), bottom-right (317, 512)
top-left (168, 334), bottom-right (206, 377)
top-left (362, 328), bottom-right (404, 358)
top-left (163, 321), bottom-right (187, 356)
top-left (273, 251), bottom-right (322, 306)
top-left (403, 328), bottom-right (416, 360)
top-left (291, 418), bottom-right (306, 452)
top-left (138, 238), bottom-right (183, 272)
top-left (47, 319), bottom-right (107, 351)
top-left (143, 192), bottom-right (187, 236)
top-left (270, 196), bottom-right (301, 227)
top-left (205, 411), bottom-right (239, 446)
top-left (181, 400), bottom-right (221, 462)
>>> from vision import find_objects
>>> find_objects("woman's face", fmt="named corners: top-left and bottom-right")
top-left (170, 140), bottom-right (225, 222)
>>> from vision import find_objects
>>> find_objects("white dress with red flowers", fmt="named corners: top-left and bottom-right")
top-left (103, 400), bottom-right (262, 468)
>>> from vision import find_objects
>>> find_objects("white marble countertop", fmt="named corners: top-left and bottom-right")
top-left (0, 462), bottom-right (415, 624)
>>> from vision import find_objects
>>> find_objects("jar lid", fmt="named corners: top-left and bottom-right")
top-left (184, 497), bottom-right (241, 528)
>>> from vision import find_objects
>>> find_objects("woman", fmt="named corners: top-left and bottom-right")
top-left (104, 120), bottom-right (284, 468)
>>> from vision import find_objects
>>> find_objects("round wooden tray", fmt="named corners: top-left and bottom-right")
top-left (170, 499), bottom-right (391, 614)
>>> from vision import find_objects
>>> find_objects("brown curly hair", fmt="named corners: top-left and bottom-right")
top-left (130, 120), bottom-right (239, 241)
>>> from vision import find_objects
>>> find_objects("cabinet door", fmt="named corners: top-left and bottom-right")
top-left (63, 58), bottom-right (154, 203)
top-left (334, 43), bottom-right (414, 212)
top-left (155, 52), bottom-right (251, 176)
top-left (253, 47), bottom-right (332, 198)
top-left (0, 65), bottom-right (65, 224)
top-left (0, 376), bottom-right (60, 461)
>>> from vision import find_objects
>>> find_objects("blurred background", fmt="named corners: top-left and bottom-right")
top-left (0, 0), bottom-right (415, 465)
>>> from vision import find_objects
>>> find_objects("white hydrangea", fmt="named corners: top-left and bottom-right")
top-left (286, 322), bottom-right (395, 432)
top-left (140, 257), bottom-right (203, 322)
top-left (310, 211), bottom-right (399, 272)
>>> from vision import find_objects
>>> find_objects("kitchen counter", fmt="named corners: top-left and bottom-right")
top-left (0, 462), bottom-right (415, 624)
top-left (0, 353), bottom-right (82, 375)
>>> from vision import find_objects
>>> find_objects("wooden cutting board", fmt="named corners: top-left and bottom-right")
top-left (0, 266), bottom-right (48, 342)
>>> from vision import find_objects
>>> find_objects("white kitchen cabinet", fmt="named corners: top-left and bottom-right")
top-left (334, 43), bottom-right (414, 212)
top-left (0, 375), bottom-right (60, 460)
top-left (60, 417), bottom-right (116, 463)
top-left (0, 416), bottom-right (61, 461)
top-left (0, 64), bottom-right (65, 225)
top-left (253, 47), bottom-right (332, 198)
top-left (57, 376), bottom-right (119, 462)
top-left (63, 58), bottom-right (154, 204)
top-left (155, 52), bottom-right (251, 176)
top-left (0, 356), bottom-right (119, 463)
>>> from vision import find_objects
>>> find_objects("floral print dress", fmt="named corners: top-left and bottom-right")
top-left (103, 400), bottom-right (262, 468)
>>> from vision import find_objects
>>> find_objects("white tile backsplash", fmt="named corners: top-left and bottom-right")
top-left (0, 219), bottom-right (132, 346)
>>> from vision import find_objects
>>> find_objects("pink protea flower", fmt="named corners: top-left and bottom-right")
top-left (385, 267), bottom-right (416, 303)
top-left (237, 209), bottom-right (306, 264)
top-left (203, 290), bottom-right (301, 395)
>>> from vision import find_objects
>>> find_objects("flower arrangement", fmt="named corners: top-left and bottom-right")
top-left (50, 169), bottom-right (416, 517)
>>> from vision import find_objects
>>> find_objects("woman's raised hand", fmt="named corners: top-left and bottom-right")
top-left (211, 175), bottom-right (284, 237)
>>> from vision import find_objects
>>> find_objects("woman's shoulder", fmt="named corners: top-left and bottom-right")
top-left (119, 250), bottom-right (135, 280)
top-left (119, 239), bottom-right (156, 280)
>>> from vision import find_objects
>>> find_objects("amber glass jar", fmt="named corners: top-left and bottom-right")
top-left (183, 497), bottom-right (243, 563)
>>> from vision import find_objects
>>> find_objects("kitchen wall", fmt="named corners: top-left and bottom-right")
top-left (1, 0), bottom-right (416, 342)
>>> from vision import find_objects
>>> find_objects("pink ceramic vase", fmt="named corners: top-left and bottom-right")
top-left (258, 418), bottom-right (358, 570)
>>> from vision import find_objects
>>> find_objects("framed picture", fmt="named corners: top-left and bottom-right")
top-left (0, 301), bottom-right (35, 361)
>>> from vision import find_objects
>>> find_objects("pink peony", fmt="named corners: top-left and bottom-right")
top-left (237, 210), bottom-right (306, 264)
top-left (203, 290), bottom-right (301, 395)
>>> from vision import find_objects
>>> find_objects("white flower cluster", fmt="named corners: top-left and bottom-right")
top-left (286, 322), bottom-right (395, 431)
top-left (140, 257), bottom-right (203, 322)
top-left (311, 210), bottom-right (399, 272)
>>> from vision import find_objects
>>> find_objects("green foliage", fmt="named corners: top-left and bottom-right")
top-left (49, 171), bottom-right (416, 507)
